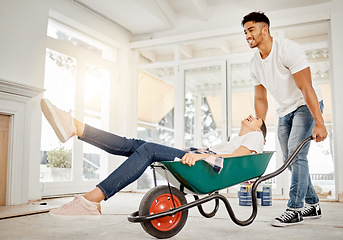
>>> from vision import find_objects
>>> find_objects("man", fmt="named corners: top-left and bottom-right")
top-left (241, 11), bottom-right (327, 227)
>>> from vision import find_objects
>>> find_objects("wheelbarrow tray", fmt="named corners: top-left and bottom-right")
top-left (160, 151), bottom-right (274, 195)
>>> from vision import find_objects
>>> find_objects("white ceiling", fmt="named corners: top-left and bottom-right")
top-left (74, 0), bottom-right (332, 37)
top-left (72, 0), bottom-right (331, 62)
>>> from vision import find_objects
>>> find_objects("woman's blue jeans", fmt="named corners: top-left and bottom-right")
top-left (79, 125), bottom-right (187, 200)
top-left (277, 101), bottom-right (324, 210)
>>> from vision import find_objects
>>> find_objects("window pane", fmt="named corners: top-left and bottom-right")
top-left (184, 65), bottom-right (223, 149)
top-left (137, 68), bottom-right (175, 189)
top-left (83, 116), bottom-right (101, 181)
top-left (308, 48), bottom-right (334, 199)
top-left (83, 64), bottom-right (110, 181)
top-left (47, 19), bottom-right (116, 62)
top-left (40, 49), bottom-right (76, 182)
top-left (137, 69), bottom-right (175, 146)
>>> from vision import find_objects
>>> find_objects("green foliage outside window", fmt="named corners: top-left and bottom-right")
top-left (47, 145), bottom-right (72, 168)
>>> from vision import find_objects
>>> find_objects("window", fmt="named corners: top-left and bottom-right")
top-left (307, 48), bottom-right (334, 200)
top-left (184, 65), bottom-right (225, 149)
top-left (40, 49), bottom-right (75, 182)
top-left (40, 19), bottom-right (116, 196)
top-left (47, 20), bottom-right (116, 62)
top-left (137, 69), bottom-right (175, 146)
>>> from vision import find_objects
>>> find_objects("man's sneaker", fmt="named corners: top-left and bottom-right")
top-left (40, 98), bottom-right (76, 143)
top-left (49, 195), bottom-right (101, 219)
top-left (270, 209), bottom-right (303, 227)
top-left (301, 204), bottom-right (322, 219)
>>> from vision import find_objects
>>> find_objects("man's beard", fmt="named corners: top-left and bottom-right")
top-left (248, 32), bottom-right (262, 48)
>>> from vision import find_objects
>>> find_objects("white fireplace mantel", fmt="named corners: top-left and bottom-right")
top-left (0, 78), bottom-right (44, 205)
top-left (0, 79), bottom-right (44, 98)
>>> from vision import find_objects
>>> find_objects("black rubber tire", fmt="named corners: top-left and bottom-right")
top-left (139, 185), bottom-right (188, 239)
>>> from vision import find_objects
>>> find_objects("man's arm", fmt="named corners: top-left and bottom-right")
top-left (254, 84), bottom-right (268, 120)
top-left (293, 67), bottom-right (327, 142)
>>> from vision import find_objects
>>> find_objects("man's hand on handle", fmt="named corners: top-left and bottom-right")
top-left (312, 123), bottom-right (328, 142)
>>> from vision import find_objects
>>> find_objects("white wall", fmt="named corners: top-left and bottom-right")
top-left (0, 0), bottom-right (48, 88)
top-left (0, 0), bottom-right (48, 204)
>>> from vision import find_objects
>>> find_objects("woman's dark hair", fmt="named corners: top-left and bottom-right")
top-left (260, 119), bottom-right (267, 142)
top-left (241, 11), bottom-right (270, 27)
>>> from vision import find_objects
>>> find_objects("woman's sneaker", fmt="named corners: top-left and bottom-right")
top-left (271, 209), bottom-right (303, 227)
top-left (301, 204), bottom-right (322, 219)
top-left (40, 98), bottom-right (76, 143)
top-left (49, 195), bottom-right (101, 219)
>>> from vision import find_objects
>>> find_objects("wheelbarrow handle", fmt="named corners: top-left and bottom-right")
top-left (257, 135), bottom-right (313, 184)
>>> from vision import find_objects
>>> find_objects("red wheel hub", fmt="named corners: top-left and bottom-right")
top-left (149, 193), bottom-right (183, 231)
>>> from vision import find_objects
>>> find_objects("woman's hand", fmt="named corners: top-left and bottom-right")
top-left (181, 153), bottom-right (209, 166)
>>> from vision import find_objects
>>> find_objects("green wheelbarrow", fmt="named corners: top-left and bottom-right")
top-left (128, 136), bottom-right (313, 239)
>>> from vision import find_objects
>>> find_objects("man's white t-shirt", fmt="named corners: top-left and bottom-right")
top-left (250, 37), bottom-right (322, 117)
top-left (210, 131), bottom-right (264, 155)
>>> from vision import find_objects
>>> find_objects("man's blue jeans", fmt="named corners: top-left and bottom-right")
top-left (278, 101), bottom-right (324, 210)
top-left (79, 125), bottom-right (187, 200)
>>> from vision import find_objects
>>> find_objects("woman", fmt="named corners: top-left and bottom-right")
top-left (41, 98), bottom-right (266, 218)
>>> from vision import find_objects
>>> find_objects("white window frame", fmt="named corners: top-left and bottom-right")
top-left (178, 61), bottom-right (228, 148)
top-left (41, 23), bottom-right (117, 197)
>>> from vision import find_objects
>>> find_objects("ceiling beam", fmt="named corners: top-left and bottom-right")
top-left (154, 0), bottom-right (177, 27)
top-left (218, 40), bottom-right (231, 54)
top-left (130, 19), bottom-right (329, 49)
top-left (132, 0), bottom-right (176, 29)
top-left (140, 50), bottom-right (157, 62)
top-left (192, 0), bottom-right (208, 20)
top-left (180, 45), bottom-right (193, 58)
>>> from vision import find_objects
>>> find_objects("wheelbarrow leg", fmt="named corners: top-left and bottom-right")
top-left (194, 193), bottom-right (220, 218)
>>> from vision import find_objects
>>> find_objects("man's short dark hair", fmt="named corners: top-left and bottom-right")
top-left (260, 119), bottom-right (267, 142)
top-left (241, 11), bottom-right (270, 27)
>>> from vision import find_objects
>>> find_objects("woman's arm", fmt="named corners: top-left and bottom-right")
top-left (181, 146), bottom-right (253, 166)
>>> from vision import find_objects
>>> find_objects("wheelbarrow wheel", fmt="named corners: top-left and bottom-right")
top-left (139, 185), bottom-right (188, 239)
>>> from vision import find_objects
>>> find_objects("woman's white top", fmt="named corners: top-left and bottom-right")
top-left (210, 131), bottom-right (264, 154)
